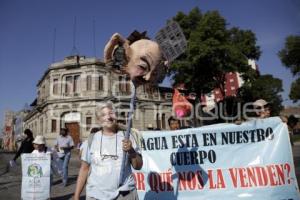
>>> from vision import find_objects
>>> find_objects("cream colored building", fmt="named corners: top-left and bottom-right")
top-left (24, 55), bottom-right (173, 146)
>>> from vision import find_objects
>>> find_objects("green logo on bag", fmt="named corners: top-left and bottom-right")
top-left (27, 164), bottom-right (43, 178)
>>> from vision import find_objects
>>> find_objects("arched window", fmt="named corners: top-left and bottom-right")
top-left (40, 118), bottom-right (43, 133)
top-left (53, 79), bottom-right (58, 95)
top-left (74, 75), bottom-right (80, 93)
top-left (156, 113), bottom-right (161, 130)
top-left (125, 76), bottom-right (131, 93)
top-left (98, 76), bottom-right (103, 91)
top-left (161, 113), bottom-right (166, 129)
top-left (86, 75), bottom-right (92, 91)
top-left (65, 76), bottom-right (72, 94)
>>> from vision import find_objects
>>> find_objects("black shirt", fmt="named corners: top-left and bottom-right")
top-left (13, 137), bottom-right (34, 161)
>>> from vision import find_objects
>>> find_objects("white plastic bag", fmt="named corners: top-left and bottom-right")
top-left (50, 147), bottom-right (63, 176)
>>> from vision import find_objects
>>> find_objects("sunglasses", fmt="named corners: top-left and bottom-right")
top-left (256, 105), bottom-right (270, 111)
top-left (100, 154), bottom-right (119, 161)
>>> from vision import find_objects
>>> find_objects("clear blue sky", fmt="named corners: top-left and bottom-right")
top-left (0, 0), bottom-right (299, 128)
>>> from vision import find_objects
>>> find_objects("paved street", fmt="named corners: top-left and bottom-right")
top-left (1, 144), bottom-right (300, 199)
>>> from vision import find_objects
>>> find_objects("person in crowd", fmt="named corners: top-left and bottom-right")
top-left (147, 124), bottom-right (154, 130)
top-left (12, 129), bottom-right (34, 162)
top-left (74, 102), bottom-right (143, 200)
top-left (31, 135), bottom-right (62, 191)
top-left (54, 128), bottom-right (74, 187)
top-left (253, 99), bottom-right (271, 119)
top-left (32, 135), bottom-right (49, 154)
top-left (236, 99), bottom-right (288, 125)
top-left (287, 115), bottom-right (299, 146)
top-left (168, 116), bottom-right (181, 130)
top-left (253, 99), bottom-right (288, 122)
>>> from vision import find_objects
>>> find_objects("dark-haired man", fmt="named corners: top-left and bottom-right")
top-left (168, 116), bottom-right (181, 130)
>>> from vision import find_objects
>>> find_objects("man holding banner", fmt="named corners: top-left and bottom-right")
top-left (74, 102), bottom-right (143, 200)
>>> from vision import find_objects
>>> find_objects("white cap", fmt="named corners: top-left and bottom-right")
top-left (253, 99), bottom-right (269, 108)
top-left (33, 135), bottom-right (46, 145)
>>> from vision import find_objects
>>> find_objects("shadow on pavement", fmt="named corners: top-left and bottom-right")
top-left (52, 175), bottom-right (78, 186)
top-left (0, 165), bottom-right (9, 176)
top-left (52, 179), bottom-right (62, 186)
top-left (51, 194), bottom-right (85, 200)
top-left (51, 193), bottom-right (74, 200)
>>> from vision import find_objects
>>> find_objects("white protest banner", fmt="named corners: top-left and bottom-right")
top-left (21, 153), bottom-right (51, 200)
top-left (133, 117), bottom-right (300, 200)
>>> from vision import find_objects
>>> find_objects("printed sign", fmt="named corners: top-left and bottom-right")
top-left (134, 117), bottom-right (300, 200)
top-left (21, 153), bottom-right (51, 200)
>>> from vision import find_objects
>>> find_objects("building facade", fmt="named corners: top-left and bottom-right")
top-left (24, 55), bottom-right (173, 146)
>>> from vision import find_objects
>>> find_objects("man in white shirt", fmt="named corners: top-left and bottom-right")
top-left (55, 128), bottom-right (74, 187)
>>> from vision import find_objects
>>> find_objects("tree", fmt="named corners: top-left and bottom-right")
top-left (170, 8), bottom-right (260, 97)
top-left (278, 35), bottom-right (300, 76)
top-left (278, 35), bottom-right (300, 102)
top-left (238, 74), bottom-right (283, 116)
top-left (290, 78), bottom-right (300, 101)
top-left (169, 7), bottom-right (261, 124)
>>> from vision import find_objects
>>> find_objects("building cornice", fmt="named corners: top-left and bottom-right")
top-left (37, 56), bottom-right (105, 87)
